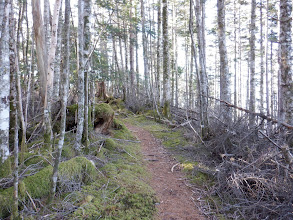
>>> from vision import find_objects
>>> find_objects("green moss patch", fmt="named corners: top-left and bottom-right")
top-left (94, 103), bottom-right (114, 118)
top-left (111, 119), bottom-right (134, 140)
top-left (0, 158), bottom-right (11, 179)
top-left (0, 157), bottom-right (97, 218)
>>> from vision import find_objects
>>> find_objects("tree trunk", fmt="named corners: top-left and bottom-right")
top-left (43, 0), bottom-right (50, 53)
top-left (194, 0), bottom-right (209, 139)
top-left (0, 0), bottom-right (11, 163)
top-left (249, 0), bottom-right (256, 127)
top-left (217, 0), bottom-right (231, 121)
top-left (83, 0), bottom-right (91, 149)
top-left (32, 0), bottom-right (48, 102)
top-left (50, 0), bottom-right (70, 202)
top-left (141, 0), bottom-right (150, 98)
top-left (43, 0), bottom-right (62, 150)
top-left (162, 0), bottom-right (171, 118)
top-left (53, 5), bottom-right (63, 99)
top-left (279, 0), bottom-right (293, 125)
top-left (75, 0), bottom-right (85, 154)
top-left (157, 0), bottom-right (161, 104)
top-left (129, 0), bottom-right (136, 97)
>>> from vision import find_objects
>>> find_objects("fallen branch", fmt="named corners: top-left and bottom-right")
top-left (171, 163), bottom-right (180, 172)
top-left (208, 96), bottom-right (293, 130)
top-left (123, 148), bottom-right (138, 160)
top-left (26, 191), bottom-right (38, 212)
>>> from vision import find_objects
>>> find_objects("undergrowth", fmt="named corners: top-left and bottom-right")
top-left (1, 103), bottom-right (157, 220)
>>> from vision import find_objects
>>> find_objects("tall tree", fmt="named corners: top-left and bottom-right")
top-left (9, 3), bottom-right (19, 217)
top-left (162, 0), bottom-right (171, 118)
top-left (83, 0), bottom-right (91, 148)
top-left (75, 0), bottom-right (85, 153)
top-left (0, 0), bottom-right (11, 163)
top-left (260, 0), bottom-right (264, 114)
top-left (32, 0), bottom-right (48, 102)
top-left (50, 0), bottom-right (70, 201)
top-left (129, 0), bottom-right (136, 97)
top-left (44, 0), bottom-right (62, 148)
top-left (279, 0), bottom-right (293, 124)
top-left (157, 0), bottom-right (162, 103)
top-left (217, 0), bottom-right (231, 121)
top-left (194, 0), bottom-right (209, 139)
top-left (141, 0), bottom-right (150, 98)
top-left (249, 0), bottom-right (256, 127)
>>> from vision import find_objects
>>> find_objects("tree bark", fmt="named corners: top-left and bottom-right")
top-left (279, 0), bottom-right (293, 125)
top-left (32, 0), bottom-right (48, 102)
top-left (0, 0), bottom-right (11, 163)
top-left (53, 5), bottom-right (63, 99)
top-left (75, 0), bottom-right (85, 154)
top-left (129, 0), bottom-right (136, 97)
top-left (194, 0), bottom-right (209, 139)
top-left (162, 0), bottom-right (171, 118)
top-left (50, 0), bottom-right (70, 202)
top-left (157, 0), bottom-right (162, 104)
top-left (83, 0), bottom-right (91, 149)
top-left (141, 0), bottom-right (150, 98)
top-left (249, 0), bottom-right (256, 127)
top-left (217, 0), bottom-right (231, 121)
top-left (260, 0), bottom-right (264, 115)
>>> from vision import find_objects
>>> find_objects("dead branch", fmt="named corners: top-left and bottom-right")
top-left (208, 96), bottom-right (293, 130)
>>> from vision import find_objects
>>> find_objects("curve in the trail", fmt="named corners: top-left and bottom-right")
top-left (126, 123), bottom-right (205, 220)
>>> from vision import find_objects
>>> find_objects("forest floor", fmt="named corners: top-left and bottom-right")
top-left (125, 122), bottom-right (205, 220)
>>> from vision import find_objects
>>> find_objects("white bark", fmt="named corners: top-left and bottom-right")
top-left (47, 0), bottom-right (62, 103)
top-left (83, 0), bottom-right (91, 149)
top-left (43, 0), bottom-right (50, 53)
top-left (74, 0), bottom-right (84, 153)
top-left (0, 0), bottom-right (10, 163)
top-left (194, 0), bottom-right (209, 138)
top-left (53, 6), bottom-right (63, 99)
top-left (51, 0), bottom-right (70, 201)
top-left (141, 0), bottom-right (150, 98)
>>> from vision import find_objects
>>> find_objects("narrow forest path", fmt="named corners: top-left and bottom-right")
top-left (125, 123), bottom-right (205, 220)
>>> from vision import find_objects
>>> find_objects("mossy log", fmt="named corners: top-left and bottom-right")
top-left (0, 157), bottom-right (97, 218)
top-left (58, 103), bottom-right (114, 135)
top-left (93, 103), bottom-right (114, 135)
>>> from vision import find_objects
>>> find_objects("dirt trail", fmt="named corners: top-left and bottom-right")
top-left (126, 123), bottom-right (205, 220)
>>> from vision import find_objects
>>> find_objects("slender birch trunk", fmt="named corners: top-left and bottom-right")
top-left (157, 0), bottom-right (161, 104)
top-left (50, 0), bottom-right (70, 202)
top-left (83, 0), bottom-right (91, 149)
top-left (75, 0), bottom-right (85, 154)
top-left (141, 0), bottom-right (150, 98)
top-left (53, 6), bottom-right (63, 99)
top-left (43, 0), bottom-right (50, 53)
top-left (0, 0), bottom-right (11, 163)
top-left (194, 0), bottom-right (209, 139)
top-left (129, 0), bottom-right (135, 97)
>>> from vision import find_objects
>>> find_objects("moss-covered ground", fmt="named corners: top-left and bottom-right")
top-left (0, 103), bottom-right (157, 220)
